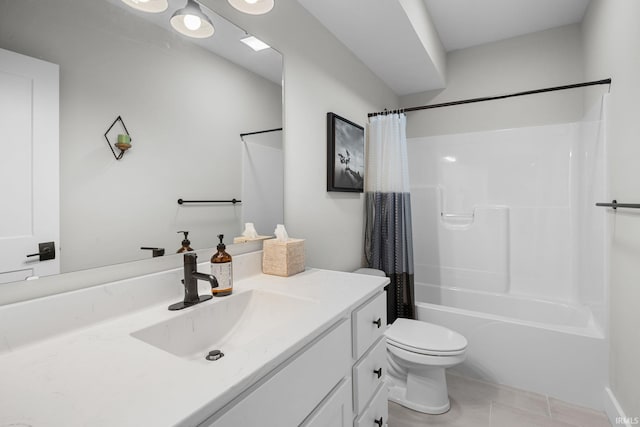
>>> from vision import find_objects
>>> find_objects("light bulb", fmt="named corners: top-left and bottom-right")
top-left (184, 14), bottom-right (202, 31)
top-left (228, 0), bottom-right (273, 15)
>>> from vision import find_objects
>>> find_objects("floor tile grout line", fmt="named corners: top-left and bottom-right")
top-left (489, 400), bottom-right (493, 427)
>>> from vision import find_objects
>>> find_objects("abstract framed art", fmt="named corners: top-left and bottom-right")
top-left (327, 112), bottom-right (365, 192)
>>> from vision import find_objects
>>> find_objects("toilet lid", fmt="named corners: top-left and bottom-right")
top-left (385, 318), bottom-right (467, 355)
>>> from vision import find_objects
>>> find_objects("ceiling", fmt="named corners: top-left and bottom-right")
top-left (297, 0), bottom-right (591, 96)
top-left (108, 0), bottom-right (283, 85)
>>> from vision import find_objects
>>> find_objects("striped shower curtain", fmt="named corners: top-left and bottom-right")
top-left (364, 112), bottom-right (415, 324)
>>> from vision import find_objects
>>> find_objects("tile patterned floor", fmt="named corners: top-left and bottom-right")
top-left (388, 373), bottom-right (611, 427)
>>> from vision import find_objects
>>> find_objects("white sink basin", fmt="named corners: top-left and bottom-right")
top-left (131, 289), bottom-right (318, 360)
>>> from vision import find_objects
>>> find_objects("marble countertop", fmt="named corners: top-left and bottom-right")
top-left (0, 261), bottom-right (387, 427)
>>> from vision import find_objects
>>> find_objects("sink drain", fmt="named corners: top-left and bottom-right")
top-left (205, 350), bottom-right (224, 361)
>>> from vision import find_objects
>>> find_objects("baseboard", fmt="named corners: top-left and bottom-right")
top-left (605, 387), bottom-right (639, 426)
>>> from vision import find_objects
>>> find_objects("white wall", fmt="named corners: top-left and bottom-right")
top-left (582, 0), bottom-right (640, 418)
top-left (400, 24), bottom-right (586, 138)
top-left (0, 0), bottom-right (282, 272)
top-left (204, 0), bottom-right (399, 271)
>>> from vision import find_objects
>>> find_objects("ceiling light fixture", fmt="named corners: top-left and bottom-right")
top-left (240, 35), bottom-right (270, 51)
top-left (120, 0), bottom-right (168, 13)
top-left (170, 0), bottom-right (215, 38)
top-left (227, 0), bottom-right (274, 15)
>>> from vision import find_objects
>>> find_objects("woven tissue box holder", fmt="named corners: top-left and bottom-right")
top-left (262, 238), bottom-right (305, 277)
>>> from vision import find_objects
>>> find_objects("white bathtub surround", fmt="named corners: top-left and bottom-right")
top-left (408, 112), bottom-right (607, 307)
top-left (412, 188), bottom-right (510, 293)
top-left (365, 112), bottom-right (416, 322)
top-left (408, 100), bottom-right (609, 410)
top-left (415, 282), bottom-right (601, 334)
top-left (573, 97), bottom-right (609, 332)
top-left (0, 251), bottom-right (387, 426)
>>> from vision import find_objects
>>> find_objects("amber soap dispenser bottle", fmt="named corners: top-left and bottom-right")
top-left (211, 234), bottom-right (232, 296)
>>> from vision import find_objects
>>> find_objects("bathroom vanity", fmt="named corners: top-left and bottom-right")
top-left (0, 250), bottom-right (388, 426)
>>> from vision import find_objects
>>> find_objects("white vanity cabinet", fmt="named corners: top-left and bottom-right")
top-left (201, 290), bottom-right (389, 427)
top-left (351, 291), bottom-right (388, 427)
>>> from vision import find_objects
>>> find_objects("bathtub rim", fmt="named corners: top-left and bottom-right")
top-left (415, 296), bottom-right (605, 340)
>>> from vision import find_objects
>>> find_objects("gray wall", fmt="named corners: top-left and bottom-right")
top-left (400, 24), bottom-right (585, 137)
top-left (583, 0), bottom-right (640, 418)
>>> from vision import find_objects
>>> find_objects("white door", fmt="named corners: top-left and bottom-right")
top-left (0, 48), bottom-right (59, 284)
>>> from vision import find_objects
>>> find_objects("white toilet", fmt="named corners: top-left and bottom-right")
top-left (354, 268), bottom-right (468, 414)
top-left (385, 318), bottom-right (467, 414)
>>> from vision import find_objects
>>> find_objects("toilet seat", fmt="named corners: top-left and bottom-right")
top-left (387, 340), bottom-right (467, 368)
top-left (387, 339), bottom-right (466, 356)
top-left (385, 318), bottom-right (467, 356)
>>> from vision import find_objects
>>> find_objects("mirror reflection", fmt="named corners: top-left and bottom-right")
top-left (0, 0), bottom-right (283, 284)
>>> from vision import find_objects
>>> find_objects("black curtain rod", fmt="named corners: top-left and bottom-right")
top-left (368, 78), bottom-right (612, 117)
top-left (240, 127), bottom-right (283, 138)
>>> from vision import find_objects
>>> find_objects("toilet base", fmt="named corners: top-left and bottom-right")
top-left (388, 384), bottom-right (450, 414)
top-left (386, 345), bottom-right (459, 415)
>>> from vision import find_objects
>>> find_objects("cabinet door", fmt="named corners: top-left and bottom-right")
top-left (301, 378), bottom-right (352, 427)
top-left (204, 319), bottom-right (350, 427)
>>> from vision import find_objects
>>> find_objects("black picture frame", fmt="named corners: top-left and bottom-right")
top-left (327, 112), bottom-right (365, 192)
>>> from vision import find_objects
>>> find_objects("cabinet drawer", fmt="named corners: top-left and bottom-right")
top-left (353, 337), bottom-right (386, 414)
top-left (352, 292), bottom-right (386, 360)
top-left (354, 384), bottom-right (388, 427)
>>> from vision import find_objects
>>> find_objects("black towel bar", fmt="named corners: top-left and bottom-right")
top-left (595, 200), bottom-right (640, 210)
top-left (177, 198), bottom-right (241, 205)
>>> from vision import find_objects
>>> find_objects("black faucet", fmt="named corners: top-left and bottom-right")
top-left (168, 253), bottom-right (217, 310)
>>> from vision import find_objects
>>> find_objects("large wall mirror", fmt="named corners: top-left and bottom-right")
top-left (0, 0), bottom-right (283, 288)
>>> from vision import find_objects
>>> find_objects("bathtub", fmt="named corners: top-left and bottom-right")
top-left (415, 282), bottom-right (608, 410)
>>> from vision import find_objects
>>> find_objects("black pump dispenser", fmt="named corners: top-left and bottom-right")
top-left (177, 231), bottom-right (194, 253)
top-left (217, 234), bottom-right (225, 251)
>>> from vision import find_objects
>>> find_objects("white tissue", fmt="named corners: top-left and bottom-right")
top-left (242, 222), bottom-right (258, 239)
top-left (274, 224), bottom-right (289, 242)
